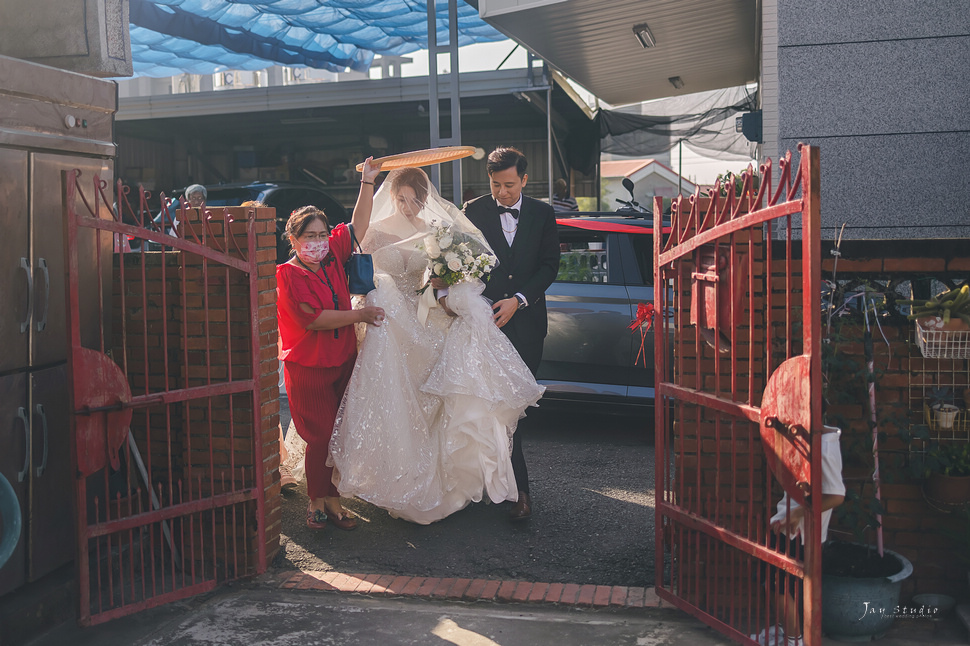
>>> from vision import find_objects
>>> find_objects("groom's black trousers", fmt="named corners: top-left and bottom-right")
top-left (503, 324), bottom-right (543, 496)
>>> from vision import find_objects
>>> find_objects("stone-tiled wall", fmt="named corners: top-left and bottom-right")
top-left (775, 2), bottom-right (969, 239)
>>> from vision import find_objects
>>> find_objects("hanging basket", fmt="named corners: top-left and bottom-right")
top-left (915, 317), bottom-right (970, 360)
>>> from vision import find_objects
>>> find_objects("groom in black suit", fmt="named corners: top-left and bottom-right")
top-left (462, 146), bottom-right (560, 520)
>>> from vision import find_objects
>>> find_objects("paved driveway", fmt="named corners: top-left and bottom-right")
top-left (277, 399), bottom-right (657, 589)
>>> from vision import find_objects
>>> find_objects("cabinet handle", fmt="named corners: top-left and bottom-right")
top-left (36, 258), bottom-right (49, 332)
top-left (19, 258), bottom-right (33, 334)
top-left (34, 404), bottom-right (49, 478)
top-left (16, 407), bottom-right (30, 482)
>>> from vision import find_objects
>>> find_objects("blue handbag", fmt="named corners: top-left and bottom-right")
top-left (345, 225), bottom-right (376, 294)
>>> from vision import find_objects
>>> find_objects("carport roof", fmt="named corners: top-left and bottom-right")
top-left (128, 0), bottom-right (505, 78)
top-left (469, 0), bottom-right (758, 106)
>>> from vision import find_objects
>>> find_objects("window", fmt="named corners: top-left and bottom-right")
top-left (556, 229), bottom-right (609, 283)
top-left (629, 232), bottom-right (654, 286)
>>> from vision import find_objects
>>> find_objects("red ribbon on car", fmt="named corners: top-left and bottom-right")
top-left (628, 302), bottom-right (655, 367)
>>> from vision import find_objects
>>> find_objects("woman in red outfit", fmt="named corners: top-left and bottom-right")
top-left (277, 158), bottom-right (384, 530)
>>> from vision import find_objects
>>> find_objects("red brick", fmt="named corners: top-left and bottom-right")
top-left (296, 574), bottom-right (316, 590)
top-left (497, 580), bottom-right (517, 601)
top-left (386, 576), bottom-right (411, 595)
top-left (592, 585), bottom-right (612, 607)
top-left (402, 577), bottom-right (425, 595)
top-left (625, 587), bottom-right (645, 608)
top-left (643, 587), bottom-right (662, 607)
top-left (463, 579), bottom-right (487, 600)
top-left (332, 573), bottom-right (359, 592)
top-left (372, 575), bottom-right (396, 594)
top-left (544, 582), bottom-right (564, 603)
top-left (354, 574), bottom-right (381, 594)
top-left (479, 580), bottom-right (501, 600)
top-left (416, 578), bottom-right (439, 597)
top-left (527, 582), bottom-right (549, 602)
top-left (431, 578), bottom-right (457, 598)
top-left (576, 584), bottom-right (596, 606)
top-left (447, 578), bottom-right (472, 599)
top-left (512, 582), bottom-right (532, 602)
top-left (609, 586), bottom-right (628, 607)
top-left (560, 583), bottom-right (581, 604)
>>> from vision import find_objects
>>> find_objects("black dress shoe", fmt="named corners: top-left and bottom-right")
top-left (509, 492), bottom-right (532, 521)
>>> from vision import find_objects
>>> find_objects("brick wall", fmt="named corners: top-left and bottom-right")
top-left (819, 251), bottom-right (969, 599)
top-left (110, 205), bottom-right (280, 576)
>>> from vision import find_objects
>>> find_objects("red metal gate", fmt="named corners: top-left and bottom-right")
top-left (64, 172), bottom-right (266, 625)
top-left (653, 146), bottom-right (824, 645)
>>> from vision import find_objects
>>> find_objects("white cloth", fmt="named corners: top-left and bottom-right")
top-left (329, 169), bottom-right (545, 524)
top-left (769, 428), bottom-right (846, 542)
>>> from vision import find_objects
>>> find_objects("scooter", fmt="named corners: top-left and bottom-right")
top-left (614, 177), bottom-right (650, 214)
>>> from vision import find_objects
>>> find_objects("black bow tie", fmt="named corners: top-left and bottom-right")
top-left (498, 206), bottom-right (519, 220)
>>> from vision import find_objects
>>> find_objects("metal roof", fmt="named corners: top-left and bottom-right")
top-left (471, 0), bottom-right (758, 106)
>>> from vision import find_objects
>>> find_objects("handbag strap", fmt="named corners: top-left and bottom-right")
top-left (348, 224), bottom-right (362, 253)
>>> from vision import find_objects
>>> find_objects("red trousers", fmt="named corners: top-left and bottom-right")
top-left (283, 360), bottom-right (354, 501)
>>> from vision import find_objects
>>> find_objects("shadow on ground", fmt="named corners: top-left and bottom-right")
top-left (275, 403), bottom-right (657, 588)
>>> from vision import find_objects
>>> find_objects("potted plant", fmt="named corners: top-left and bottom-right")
top-left (927, 386), bottom-right (960, 431)
top-left (818, 285), bottom-right (915, 640)
top-left (921, 441), bottom-right (970, 506)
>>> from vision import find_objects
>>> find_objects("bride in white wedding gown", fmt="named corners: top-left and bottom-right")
top-left (329, 167), bottom-right (544, 524)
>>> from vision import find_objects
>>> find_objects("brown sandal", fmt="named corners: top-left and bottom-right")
top-left (327, 509), bottom-right (358, 531)
top-left (306, 508), bottom-right (327, 530)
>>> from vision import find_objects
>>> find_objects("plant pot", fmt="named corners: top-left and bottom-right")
top-left (932, 404), bottom-right (959, 430)
top-left (822, 543), bottom-right (913, 641)
top-left (924, 472), bottom-right (970, 505)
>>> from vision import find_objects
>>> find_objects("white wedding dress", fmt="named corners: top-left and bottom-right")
top-left (329, 173), bottom-right (544, 524)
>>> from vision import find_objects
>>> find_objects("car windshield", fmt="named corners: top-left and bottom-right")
top-left (200, 188), bottom-right (262, 206)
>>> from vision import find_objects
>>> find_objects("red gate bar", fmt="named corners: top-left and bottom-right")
top-left (64, 172), bottom-right (268, 626)
top-left (654, 146), bottom-right (825, 646)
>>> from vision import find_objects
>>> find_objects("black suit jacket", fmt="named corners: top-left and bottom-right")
top-left (464, 195), bottom-right (560, 371)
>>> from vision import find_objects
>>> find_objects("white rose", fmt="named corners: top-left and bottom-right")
top-left (444, 251), bottom-right (458, 262)
top-left (439, 235), bottom-right (453, 248)
top-left (447, 258), bottom-right (462, 272)
top-left (433, 262), bottom-right (445, 275)
top-left (426, 242), bottom-right (441, 257)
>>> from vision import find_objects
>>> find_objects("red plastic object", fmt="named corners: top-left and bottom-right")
top-left (73, 348), bottom-right (132, 476)
top-left (760, 354), bottom-right (812, 506)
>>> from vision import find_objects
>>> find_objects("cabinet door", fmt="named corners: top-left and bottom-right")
top-left (30, 154), bottom-right (113, 365)
top-left (0, 149), bottom-right (29, 373)
top-left (28, 366), bottom-right (73, 581)
top-left (0, 373), bottom-right (28, 596)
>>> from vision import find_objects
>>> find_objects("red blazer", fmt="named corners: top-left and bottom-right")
top-left (276, 223), bottom-right (355, 368)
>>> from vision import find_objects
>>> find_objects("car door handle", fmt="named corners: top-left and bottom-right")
top-left (35, 258), bottom-right (50, 332)
top-left (19, 258), bottom-right (33, 334)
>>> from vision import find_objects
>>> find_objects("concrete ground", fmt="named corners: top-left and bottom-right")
top-left (8, 387), bottom-right (969, 645)
top-left (24, 571), bottom-right (968, 646)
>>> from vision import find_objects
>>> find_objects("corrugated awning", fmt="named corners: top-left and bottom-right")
top-left (128, 0), bottom-right (504, 77)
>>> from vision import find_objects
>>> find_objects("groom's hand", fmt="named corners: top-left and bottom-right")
top-left (492, 298), bottom-right (518, 328)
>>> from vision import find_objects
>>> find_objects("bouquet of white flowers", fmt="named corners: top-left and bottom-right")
top-left (417, 221), bottom-right (497, 294)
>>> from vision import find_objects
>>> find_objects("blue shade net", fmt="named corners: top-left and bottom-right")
top-left (129, 0), bottom-right (504, 77)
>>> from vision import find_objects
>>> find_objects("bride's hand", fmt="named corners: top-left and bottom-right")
top-left (358, 306), bottom-right (386, 327)
top-left (361, 157), bottom-right (382, 184)
top-left (429, 277), bottom-right (448, 290)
